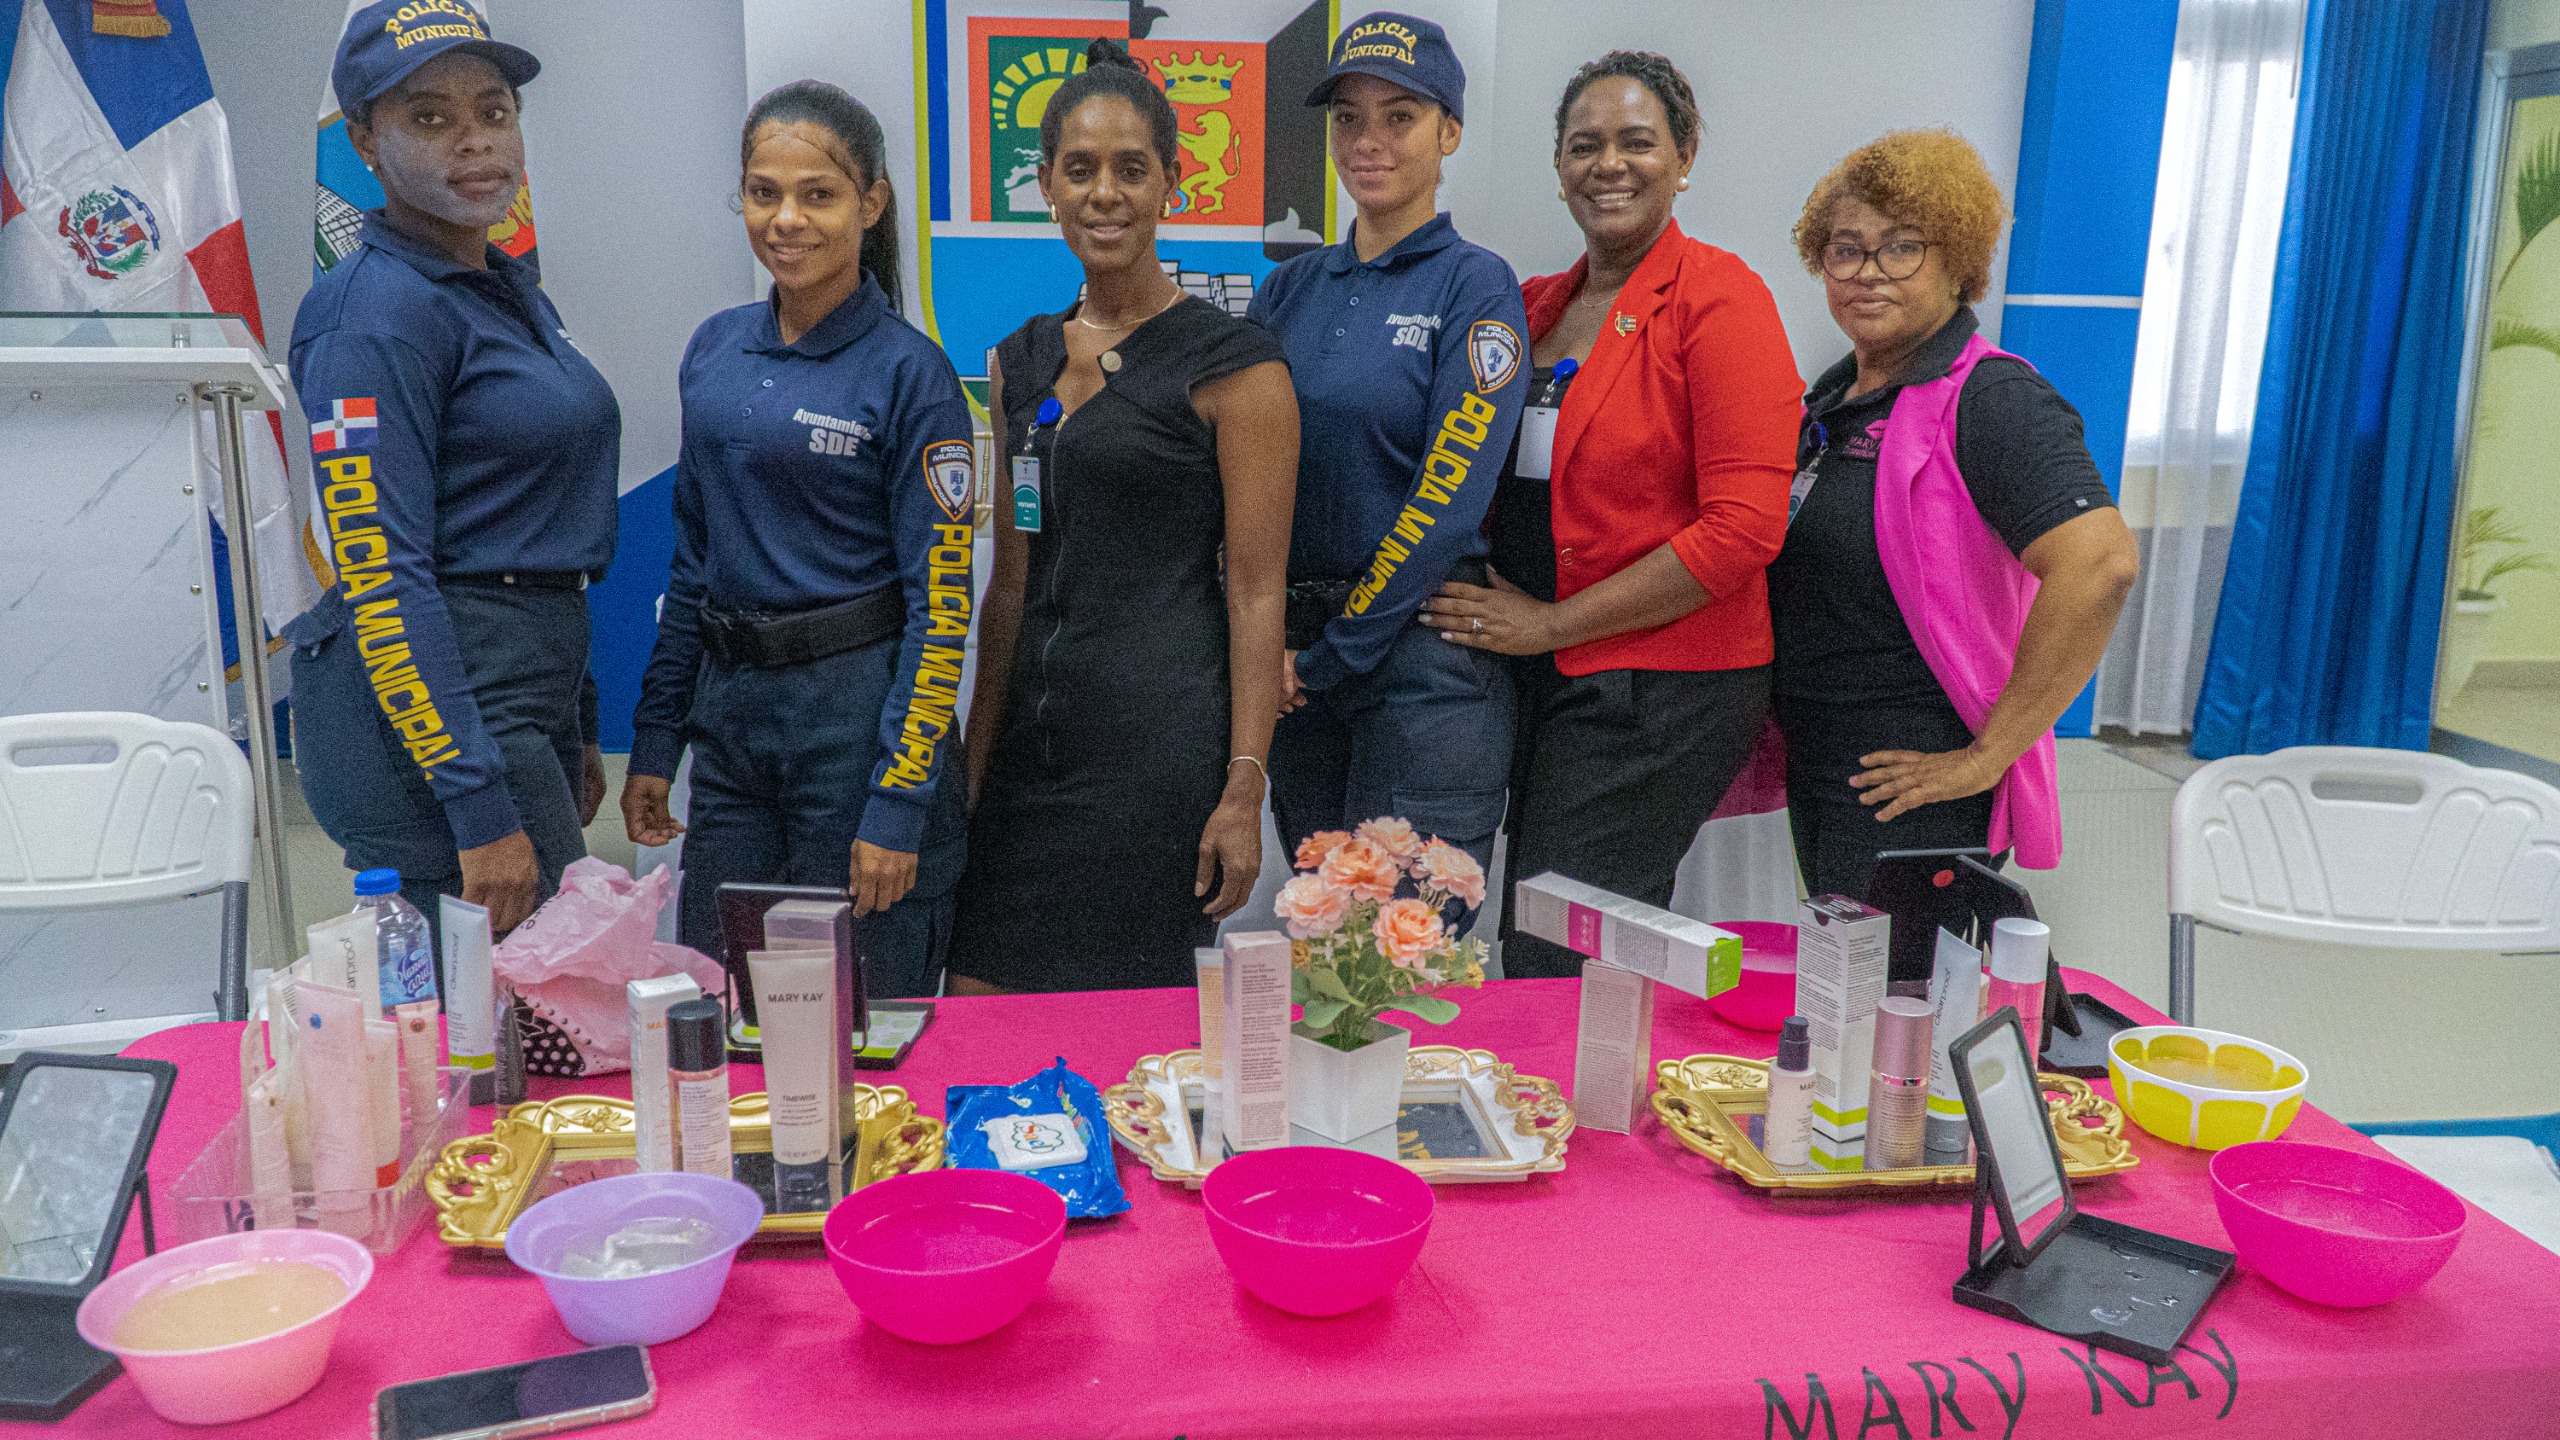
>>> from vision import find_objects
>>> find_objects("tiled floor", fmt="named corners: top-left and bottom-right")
top-left (262, 739), bottom-right (2560, 1128)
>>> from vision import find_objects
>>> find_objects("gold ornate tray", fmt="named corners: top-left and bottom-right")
top-left (1103, 1046), bottom-right (1575, 1185)
top-left (1650, 1054), bottom-right (2138, 1197)
top-left (428, 1085), bottom-right (944, 1248)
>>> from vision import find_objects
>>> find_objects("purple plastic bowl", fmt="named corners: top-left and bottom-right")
top-left (504, 1171), bottom-right (764, 1345)
top-left (2210, 1141), bottom-right (2467, 1307)
top-left (822, 1168), bottom-right (1066, 1345)
top-left (1202, 1146), bottom-right (1434, 1317)
top-left (1705, 921), bottom-right (1797, 1033)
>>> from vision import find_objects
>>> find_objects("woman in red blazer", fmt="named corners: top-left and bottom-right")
top-left (1417, 51), bottom-right (1800, 977)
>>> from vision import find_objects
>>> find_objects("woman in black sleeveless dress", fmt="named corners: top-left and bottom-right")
top-left (949, 40), bottom-right (1298, 992)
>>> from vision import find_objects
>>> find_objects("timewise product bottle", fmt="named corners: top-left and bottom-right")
top-left (1762, 1017), bottom-right (1815, 1169)
top-left (668, 998), bottom-right (732, 1180)
top-left (1864, 997), bottom-right (1935, 1171)
top-left (1983, 918), bottom-right (2053, 1071)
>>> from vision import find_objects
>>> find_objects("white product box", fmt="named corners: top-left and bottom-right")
top-left (1572, 959), bottom-right (1657, 1134)
top-left (1219, 931), bottom-right (1292, 1151)
top-left (1797, 895), bottom-right (1891, 1171)
top-left (1511, 873), bottom-right (1742, 1000)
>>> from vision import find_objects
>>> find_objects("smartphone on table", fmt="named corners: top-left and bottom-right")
top-left (373, 1345), bottom-right (654, 1440)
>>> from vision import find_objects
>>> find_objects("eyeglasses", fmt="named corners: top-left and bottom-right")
top-left (1821, 238), bottom-right (1933, 282)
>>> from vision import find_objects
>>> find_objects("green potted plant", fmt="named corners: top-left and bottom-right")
top-left (2443, 505), bottom-right (2553, 696)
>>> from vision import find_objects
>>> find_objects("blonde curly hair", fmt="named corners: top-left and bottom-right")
top-left (1794, 129), bottom-right (2010, 304)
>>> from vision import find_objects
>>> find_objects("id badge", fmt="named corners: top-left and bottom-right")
top-left (1786, 466), bottom-right (1819, 529)
top-left (1010, 454), bottom-right (1043, 532)
top-left (1515, 404), bottom-right (1560, 480)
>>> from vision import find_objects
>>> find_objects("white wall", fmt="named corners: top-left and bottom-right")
top-left (193, 0), bottom-right (754, 496)
top-left (1470, 0), bottom-right (2035, 379)
top-left (2494, 0), bottom-right (2560, 51)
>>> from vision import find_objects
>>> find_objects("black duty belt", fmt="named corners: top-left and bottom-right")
top-left (699, 587), bottom-right (904, 669)
top-left (1284, 556), bottom-right (1486, 650)
top-left (446, 570), bottom-right (590, 592)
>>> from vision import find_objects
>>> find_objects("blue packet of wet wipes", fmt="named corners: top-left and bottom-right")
top-left (946, 1057), bottom-right (1130, 1219)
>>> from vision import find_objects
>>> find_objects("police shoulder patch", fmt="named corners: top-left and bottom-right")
top-left (923, 440), bottom-right (975, 522)
top-left (1468, 320), bottom-right (1521, 393)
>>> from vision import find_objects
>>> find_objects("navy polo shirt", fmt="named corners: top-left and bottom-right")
top-left (288, 212), bottom-right (621, 851)
top-left (628, 277), bottom-right (977, 854)
top-left (1248, 213), bottom-right (1528, 692)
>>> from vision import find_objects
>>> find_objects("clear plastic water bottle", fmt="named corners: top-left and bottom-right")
top-left (353, 869), bottom-right (438, 1008)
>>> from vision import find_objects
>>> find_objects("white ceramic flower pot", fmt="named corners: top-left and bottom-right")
top-left (2440, 595), bottom-right (2499, 698)
top-left (1287, 1018), bottom-right (1411, 1142)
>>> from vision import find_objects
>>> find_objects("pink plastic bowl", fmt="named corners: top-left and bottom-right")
top-left (505, 1170), bottom-right (765, 1346)
top-left (822, 1168), bottom-right (1066, 1344)
top-left (74, 1228), bottom-right (373, 1426)
top-left (1201, 1146), bottom-right (1434, 1317)
top-left (1705, 921), bottom-right (1797, 1033)
top-left (2210, 1141), bottom-right (2467, 1307)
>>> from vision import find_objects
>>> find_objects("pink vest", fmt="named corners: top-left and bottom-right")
top-left (1872, 332), bottom-right (2061, 868)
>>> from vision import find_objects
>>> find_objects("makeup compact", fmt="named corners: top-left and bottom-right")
top-left (0, 1052), bottom-right (178, 1422)
top-left (1948, 1008), bottom-right (2231, 1363)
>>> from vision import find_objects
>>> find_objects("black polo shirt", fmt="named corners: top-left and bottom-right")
top-left (1768, 307), bottom-right (2116, 715)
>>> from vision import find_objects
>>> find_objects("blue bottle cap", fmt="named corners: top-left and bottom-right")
top-left (352, 867), bottom-right (402, 896)
top-left (1035, 397), bottom-right (1063, 426)
top-left (1553, 357), bottom-right (1579, 378)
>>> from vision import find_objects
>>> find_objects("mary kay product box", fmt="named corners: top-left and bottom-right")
top-left (1798, 895), bottom-right (1891, 1171)
top-left (628, 974), bottom-right (703, 1173)
top-left (1512, 873), bottom-right (1742, 1001)
top-left (1572, 959), bottom-right (1657, 1134)
top-left (764, 899), bottom-right (863, 1153)
top-left (1219, 931), bottom-right (1292, 1151)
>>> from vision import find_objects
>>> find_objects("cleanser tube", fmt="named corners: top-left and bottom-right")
top-left (307, 910), bottom-right (383, 1014)
top-left (364, 1018), bottom-right (402, 1187)
top-left (441, 897), bottom-right (497, 1104)
top-left (395, 1001), bottom-right (441, 1137)
top-left (749, 949), bottom-right (839, 1211)
top-left (296, 981), bottom-right (376, 1236)
top-left (1924, 928), bottom-right (1986, 1156)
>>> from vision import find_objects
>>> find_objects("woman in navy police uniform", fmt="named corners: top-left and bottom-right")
top-left (286, 2), bottom-right (614, 939)
top-left (622, 83), bottom-right (976, 998)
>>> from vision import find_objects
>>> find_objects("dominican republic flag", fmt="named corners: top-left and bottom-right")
top-left (315, 0), bottom-right (537, 280)
top-left (310, 396), bottom-right (377, 453)
top-left (0, 0), bottom-right (319, 680)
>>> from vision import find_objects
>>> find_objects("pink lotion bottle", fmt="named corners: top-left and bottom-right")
top-left (1983, 918), bottom-right (2052, 1071)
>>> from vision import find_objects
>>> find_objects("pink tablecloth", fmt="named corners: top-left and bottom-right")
top-left (29, 973), bottom-right (2560, 1438)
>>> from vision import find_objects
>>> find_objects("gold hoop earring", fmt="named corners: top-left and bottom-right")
top-left (1047, 204), bottom-right (1059, 223)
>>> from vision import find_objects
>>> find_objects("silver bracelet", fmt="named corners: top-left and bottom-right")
top-left (1227, 755), bottom-right (1268, 786)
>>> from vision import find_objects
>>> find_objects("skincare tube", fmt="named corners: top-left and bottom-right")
top-left (245, 1067), bottom-right (295, 1232)
top-left (239, 1004), bottom-right (268, 1092)
top-left (628, 974), bottom-right (702, 1173)
top-left (748, 948), bottom-right (839, 1211)
top-left (307, 910), bottom-right (383, 1014)
top-left (441, 896), bottom-right (497, 1104)
top-left (1985, 918), bottom-right (2052, 1071)
top-left (1763, 1017), bottom-right (1815, 1169)
top-left (268, 970), bottom-right (312, 1189)
top-left (364, 1018), bottom-right (402, 1188)
top-left (668, 998), bottom-right (731, 1179)
top-left (394, 1000), bottom-right (441, 1137)
top-left (1864, 996), bottom-right (1935, 1171)
top-left (1924, 928), bottom-right (1986, 1155)
top-left (1193, 948), bottom-right (1226, 1162)
top-left (296, 980), bottom-right (375, 1236)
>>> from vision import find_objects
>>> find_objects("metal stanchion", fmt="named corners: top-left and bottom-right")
top-left (199, 382), bottom-right (298, 985)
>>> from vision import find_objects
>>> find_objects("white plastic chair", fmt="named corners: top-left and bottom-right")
top-left (0, 712), bottom-right (257, 1021)
top-left (2168, 745), bottom-right (2560, 1024)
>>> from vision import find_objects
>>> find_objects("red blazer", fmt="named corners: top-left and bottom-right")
top-left (1521, 221), bottom-right (1801, 675)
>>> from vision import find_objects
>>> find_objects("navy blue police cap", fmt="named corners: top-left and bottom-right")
top-left (1306, 12), bottom-right (1465, 122)
top-left (333, 0), bottom-right (539, 117)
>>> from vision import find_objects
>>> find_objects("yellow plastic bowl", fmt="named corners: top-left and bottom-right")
top-left (2106, 1025), bottom-right (2307, 1151)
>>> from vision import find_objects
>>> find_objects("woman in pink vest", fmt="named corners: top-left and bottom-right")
top-left (1773, 129), bottom-right (2137, 898)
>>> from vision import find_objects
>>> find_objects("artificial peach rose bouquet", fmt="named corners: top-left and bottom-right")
top-left (1273, 817), bottom-right (1488, 1052)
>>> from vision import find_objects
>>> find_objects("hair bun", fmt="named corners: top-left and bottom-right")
top-left (1084, 36), bottom-right (1140, 71)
